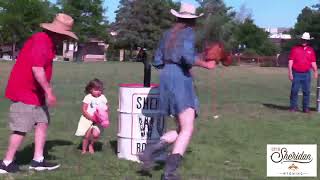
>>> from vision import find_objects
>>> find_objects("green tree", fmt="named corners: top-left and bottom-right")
top-left (282, 5), bottom-right (320, 55)
top-left (292, 7), bottom-right (320, 37)
top-left (234, 18), bottom-right (278, 56)
top-left (57, 0), bottom-right (109, 42)
top-left (0, 0), bottom-right (58, 44)
top-left (287, 4), bottom-right (320, 60)
top-left (195, 0), bottom-right (237, 51)
top-left (113, 0), bottom-right (176, 54)
top-left (235, 3), bottom-right (252, 24)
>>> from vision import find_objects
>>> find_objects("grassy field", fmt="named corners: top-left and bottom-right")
top-left (0, 61), bottom-right (320, 180)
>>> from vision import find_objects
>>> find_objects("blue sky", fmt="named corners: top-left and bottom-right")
top-left (106, 0), bottom-right (318, 28)
top-left (51, 0), bottom-right (318, 28)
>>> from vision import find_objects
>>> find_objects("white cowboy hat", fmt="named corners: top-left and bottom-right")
top-left (40, 13), bottom-right (78, 40)
top-left (301, 32), bottom-right (313, 40)
top-left (170, 3), bottom-right (204, 19)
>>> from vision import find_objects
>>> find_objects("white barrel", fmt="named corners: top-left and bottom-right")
top-left (118, 84), bottom-right (161, 114)
top-left (118, 113), bottom-right (165, 139)
top-left (117, 83), bottom-right (166, 162)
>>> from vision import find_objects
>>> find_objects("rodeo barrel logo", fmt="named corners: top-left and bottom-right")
top-left (117, 84), bottom-right (166, 162)
top-left (136, 95), bottom-right (165, 153)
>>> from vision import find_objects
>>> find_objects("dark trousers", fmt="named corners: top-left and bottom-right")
top-left (290, 70), bottom-right (311, 110)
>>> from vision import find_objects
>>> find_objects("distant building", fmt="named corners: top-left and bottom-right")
top-left (63, 41), bottom-right (77, 61)
top-left (265, 27), bottom-right (290, 34)
top-left (110, 31), bottom-right (118, 36)
top-left (0, 43), bottom-right (19, 61)
top-left (264, 27), bottom-right (292, 47)
top-left (81, 38), bottom-right (108, 62)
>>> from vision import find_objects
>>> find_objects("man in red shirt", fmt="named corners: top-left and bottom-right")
top-left (0, 14), bottom-right (77, 174)
top-left (288, 32), bottom-right (318, 113)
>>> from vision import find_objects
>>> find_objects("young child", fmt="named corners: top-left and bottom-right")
top-left (75, 78), bottom-right (109, 154)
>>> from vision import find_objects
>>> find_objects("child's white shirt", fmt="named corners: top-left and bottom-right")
top-left (83, 94), bottom-right (108, 116)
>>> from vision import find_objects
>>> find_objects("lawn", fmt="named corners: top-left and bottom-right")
top-left (0, 61), bottom-right (319, 180)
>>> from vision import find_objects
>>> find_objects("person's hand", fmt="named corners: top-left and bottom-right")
top-left (91, 111), bottom-right (99, 123)
top-left (45, 88), bottom-right (57, 107)
top-left (288, 73), bottom-right (293, 81)
top-left (314, 72), bottom-right (318, 79)
top-left (206, 61), bottom-right (216, 69)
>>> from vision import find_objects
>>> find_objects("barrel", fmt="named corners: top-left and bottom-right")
top-left (117, 83), bottom-right (166, 162)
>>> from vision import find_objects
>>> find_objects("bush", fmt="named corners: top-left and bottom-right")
top-left (106, 46), bottom-right (120, 61)
top-left (242, 48), bottom-right (258, 56)
top-left (259, 59), bottom-right (277, 67)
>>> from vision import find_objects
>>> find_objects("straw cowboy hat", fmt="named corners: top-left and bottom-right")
top-left (40, 13), bottom-right (78, 40)
top-left (301, 32), bottom-right (313, 40)
top-left (170, 3), bottom-right (204, 19)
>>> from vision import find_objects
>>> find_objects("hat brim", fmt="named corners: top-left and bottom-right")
top-left (170, 9), bottom-right (203, 19)
top-left (40, 23), bottom-right (78, 40)
top-left (301, 37), bottom-right (314, 40)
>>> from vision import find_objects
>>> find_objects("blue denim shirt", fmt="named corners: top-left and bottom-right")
top-left (153, 27), bottom-right (196, 69)
top-left (152, 27), bottom-right (200, 117)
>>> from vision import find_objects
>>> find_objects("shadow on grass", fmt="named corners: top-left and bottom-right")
top-left (263, 103), bottom-right (316, 111)
top-left (263, 103), bottom-right (290, 111)
top-left (136, 161), bottom-right (165, 178)
top-left (153, 161), bottom-right (165, 171)
top-left (136, 170), bottom-right (153, 178)
top-left (109, 140), bottom-right (117, 155)
top-left (76, 141), bottom-right (103, 152)
top-left (15, 139), bottom-right (73, 165)
top-left (136, 146), bottom-right (192, 177)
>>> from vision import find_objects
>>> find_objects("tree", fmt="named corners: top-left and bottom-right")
top-left (287, 4), bottom-right (320, 60)
top-left (235, 3), bottom-right (252, 23)
top-left (0, 0), bottom-right (58, 44)
top-left (234, 18), bottom-right (278, 56)
top-left (113, 0), bottom-right (176, 54)
top-left (292, 7), bottom-right (320, 37)
top-left (195, 0), bottom-right (237, 51)
top-left (57, 0), bottom-right (109, 42)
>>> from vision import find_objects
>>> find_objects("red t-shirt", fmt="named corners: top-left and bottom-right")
top-left (289, 45), bottom-right (316, 72)
top-left (5, 32), bottom-right (56, 106)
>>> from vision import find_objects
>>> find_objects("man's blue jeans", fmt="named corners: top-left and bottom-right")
top-left (290, 70), bottom-right (311, 110)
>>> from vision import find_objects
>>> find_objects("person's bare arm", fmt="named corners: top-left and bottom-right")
top-left (32, 67), bottom-right (56, 106)
top-left (82, 103), bottom-right (97, 122)
top-left (193, 54), bottom-right (216, 69)
top-left (311, 62), bottom-right (318, 79)
top-left (288, 60), bottom-right (293, 81)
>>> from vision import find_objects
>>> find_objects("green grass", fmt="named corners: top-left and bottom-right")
top-left (0, 61), bottom-right (319, 180)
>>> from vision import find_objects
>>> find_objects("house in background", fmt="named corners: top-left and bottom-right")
top-left (81, 38), bottom-right (108, 62)
top-left (264, 27), bottom-right (292, 47)
top-left (62, 39), bottom-right (108, 62)
top-left (264, 27), bottom-right (292, 67)
top-left (63, 41), bottom-right (77, 61)
top-left (1, 38), bottom-right (109, 62)
top-left (0, 43), bottom-right (19, 60)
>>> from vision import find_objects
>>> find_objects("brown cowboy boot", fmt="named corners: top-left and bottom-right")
top-left (162, 154), bottom-right (182, 180)
top-left (138, 140), bottom-right (169, 171)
